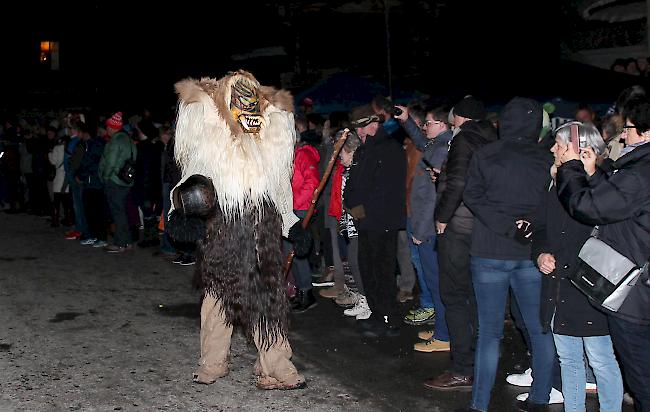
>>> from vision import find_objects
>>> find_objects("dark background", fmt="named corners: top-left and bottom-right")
top-left (1, 0), bottom-right (647, 116)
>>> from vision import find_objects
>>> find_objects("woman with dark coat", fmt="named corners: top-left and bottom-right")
top-left (535, 121), bottom-right (623, 412)
top-left (557, 98), bottom-right (650, 411)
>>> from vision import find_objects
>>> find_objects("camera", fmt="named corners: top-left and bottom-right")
top-left (391, 106), bottom-right (403, 116)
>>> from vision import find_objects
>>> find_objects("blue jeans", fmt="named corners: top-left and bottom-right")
top-left (69, 178), bottom-right (88, 237)
top-left (471, 257), bottom-right (555, 412)
top-left (553, 333), bottom-right (623, 412)
top-left (416, 236), bottom-right (448, 341)
top-left (406, 219), bottom-right (428, 306)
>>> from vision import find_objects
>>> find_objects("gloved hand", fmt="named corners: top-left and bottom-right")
top-left (166, 209), bottom-right (207, 243)
top-left (288, 221), bottom-right (313, 258)
top-left (513, 219), bottom-right (533, 245)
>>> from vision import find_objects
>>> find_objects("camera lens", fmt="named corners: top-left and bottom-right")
top-left (392, 106), bottom-right (403, 116)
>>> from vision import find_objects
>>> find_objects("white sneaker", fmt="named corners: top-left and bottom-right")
top-left (506, 368), bottom-right (533, 387)
top-left (344, 295), bottom-right (368, 317)
top-left (585, 382), bottom-right (597, 392)
top-left (80, 238), bottom-right (97, 245)
top-left (516, 387), bottom-right (564, 404)
top-left (355, 308), bottom-right (372, 320)
top-left (92, 240), bottom-right (108, 248)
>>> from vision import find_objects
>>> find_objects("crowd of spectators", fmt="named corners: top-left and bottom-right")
top-left (0, 109), bottom-right (194, 264)
top-left (1, 82), bottom-right (649, 411)
top-left (611, 56), bottom-right (650, 76)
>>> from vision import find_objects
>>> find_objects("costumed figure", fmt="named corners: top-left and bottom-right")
top-left (168, 70), bottom-right (308, 390)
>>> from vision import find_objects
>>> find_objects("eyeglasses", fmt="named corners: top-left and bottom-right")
top-left (422, 120), bottom-right (443, 128)
top-left (621, 125), bottom-right (636, 133)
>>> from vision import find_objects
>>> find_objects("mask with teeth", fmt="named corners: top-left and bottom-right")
top-left (230, 78), bottom-right (263, 133)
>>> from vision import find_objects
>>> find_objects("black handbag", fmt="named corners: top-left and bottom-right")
top-left (569, 227), bottom-right (648, 312)
top-left (117, 144), bottom-right (136, 184)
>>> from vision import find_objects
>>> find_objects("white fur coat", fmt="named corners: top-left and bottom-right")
top-left (171, 76), bottom-right (299, 236)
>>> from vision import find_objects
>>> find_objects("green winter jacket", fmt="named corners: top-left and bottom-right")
top-left (98, 131), bottom-right (137, 187)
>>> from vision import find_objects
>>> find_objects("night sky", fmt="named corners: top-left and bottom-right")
top-left (1, 1), bottom-right (642, 114)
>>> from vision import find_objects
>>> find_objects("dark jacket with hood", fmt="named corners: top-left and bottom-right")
top-left (133, 138), bottom-right (163, 207)
top-left (76, 136), bottom-right (106, 190)
top-left (464, 97), bottom-right (553, 260)
top-left (162, 138), bottom-right (181, 186)
top-left (557, 142), bottom-right (650, 324)
top-left (344, 125), bottom-right (406, 232)
top-left (436, 120), bottom-right (497, 235)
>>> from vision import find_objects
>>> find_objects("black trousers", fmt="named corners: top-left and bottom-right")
top-left (32, 174), bottom-right (51, 214)
top-left (608, 315), bottom-right (650, 412)
top-left (358, 230), bottom-right (399, 326)
top-left (105, 182), bottom-right (131, 247)
top-left (438, 229), bottom-right (477, 376)
top-left (24, 173), bottom-right (37, 210)
top-left (322, 227), bottom-right (334, 268)
top-left (82, 187), bottom-right (108, 241)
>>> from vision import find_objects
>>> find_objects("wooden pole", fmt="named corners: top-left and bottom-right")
top-left (284, 129), bottom-right (351, 279)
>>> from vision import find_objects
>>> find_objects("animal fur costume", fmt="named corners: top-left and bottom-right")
top-left (171, 70), bottom-right (305, 390)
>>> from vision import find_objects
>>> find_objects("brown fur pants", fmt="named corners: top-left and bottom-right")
top-left (193, 294), bottom-right (305, 389)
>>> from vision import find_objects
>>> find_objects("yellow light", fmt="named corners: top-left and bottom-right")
top-left (40, 41), bottom-right (51, 52)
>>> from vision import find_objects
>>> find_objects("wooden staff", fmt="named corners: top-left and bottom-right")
top-left (284, 129), bottom-right (351, 278)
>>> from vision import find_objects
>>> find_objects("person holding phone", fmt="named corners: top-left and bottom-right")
top-left (535, 121), bottom-right (623, 412)
top-left (394, 106), bottom-right (453, 350)
top-left (557, 100), bottom-right (650, 410)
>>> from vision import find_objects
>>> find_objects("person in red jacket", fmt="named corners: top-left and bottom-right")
top-left (289, 130), bottom-right (321, 312)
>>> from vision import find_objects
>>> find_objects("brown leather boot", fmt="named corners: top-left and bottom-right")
top-left (423, 371), bottom-right (473, 391)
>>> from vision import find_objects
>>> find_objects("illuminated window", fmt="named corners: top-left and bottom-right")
top-left (40, 41), bottom-right (59, 70)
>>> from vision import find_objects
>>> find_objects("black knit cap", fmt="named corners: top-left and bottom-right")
top-left (453, 96), bottom-right (486, 120)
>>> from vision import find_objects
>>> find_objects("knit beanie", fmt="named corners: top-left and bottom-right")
top-left (453, 96), bottom-right (486, 120)
top-left (106, 112), bottom-right (123, 130)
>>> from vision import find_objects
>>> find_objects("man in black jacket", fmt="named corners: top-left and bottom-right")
top-left (344, 105), bottom-right (406, 338)
top-left (462, 97), bottom-right (555, 412)
top-left (424, 96), bottom-right (497, 391)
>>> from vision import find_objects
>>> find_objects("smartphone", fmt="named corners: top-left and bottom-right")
top-left (422, 158), bottom-right (440, 177)
top-left (579, 133), bottom-right (587, 150)
top-left (569, 124), bottom-right (580, 153)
